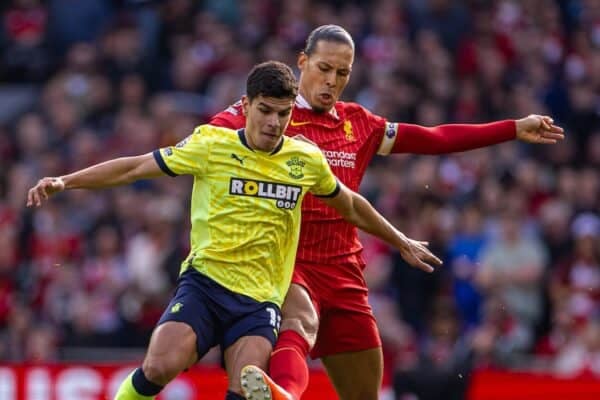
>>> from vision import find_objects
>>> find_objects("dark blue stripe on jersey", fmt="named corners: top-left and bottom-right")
top-left (238, 128), bottom-right (284, 155)
top-left (314, 180), bottom-right (341, 198)
top-left (153, 149), bottom-right (177, 177)
top-left (270, 135), bottom-right (284, 155)
top-left (238, 129), bottom-right (254, 151)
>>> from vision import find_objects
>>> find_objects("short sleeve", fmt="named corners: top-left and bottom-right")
top-left (153, 125), bottom-right (208, 176)
top-left (310, 151), bottom-right (340, 198)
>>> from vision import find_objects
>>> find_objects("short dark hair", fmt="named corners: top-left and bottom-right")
top-left (304, 24), bottom-right (355, 55)
top-left (246, 61), bottom-right (298, 100)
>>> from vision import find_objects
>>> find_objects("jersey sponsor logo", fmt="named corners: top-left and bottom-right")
top-left (343, 120), bottom-right (355, 141)
top-left (229, 178), bottom-right (302, 209)
top-left (163, 147), bottom-right (173, 156)
top-left (170, 302), bottom-right (183, 313)
top-left (231, 153), bottom-right (247, 165)
top-left (322, 150), bottom-right (356, 168)
top-left (289, 120), bottom-right (311, 127)
top-left (286, 156), bottom-right (305, 179)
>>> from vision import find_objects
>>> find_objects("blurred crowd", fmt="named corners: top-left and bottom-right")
top-left (0, 0), bottom-right (598, 398)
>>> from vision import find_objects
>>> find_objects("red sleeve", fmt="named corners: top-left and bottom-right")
top-left (208, 101), bottom-right (246, 129)
top-left (391, 120), bottom-right (516, 154)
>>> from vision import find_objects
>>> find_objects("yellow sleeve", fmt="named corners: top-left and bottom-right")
top-left (310, 151), bottom-right (340, 198)
top-left (153, 125), bottom-right (208, 176)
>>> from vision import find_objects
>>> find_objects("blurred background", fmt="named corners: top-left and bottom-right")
top-left (0, 0), bottom-right (598, 399)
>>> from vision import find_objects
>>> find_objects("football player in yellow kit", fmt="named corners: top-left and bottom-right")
top-left (26, 61), bottom-right (441, 400)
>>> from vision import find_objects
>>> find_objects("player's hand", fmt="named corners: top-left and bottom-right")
top-left (26, 177), bottom-right (65, 207)
top-left (515, 114), bottom-right (564, 144)
top-left (397, 238), bottom-right (443, 273)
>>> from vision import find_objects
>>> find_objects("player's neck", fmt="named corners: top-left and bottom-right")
top-left (296, 92), bottom-right (338, 118)
top-left (242, 129), bottom-right (282, 154)
top-left (295, 91), bottom-right (309, 109)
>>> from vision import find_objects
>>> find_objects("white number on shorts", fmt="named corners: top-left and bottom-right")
top-left (266, 307), bottom-right (281, 330)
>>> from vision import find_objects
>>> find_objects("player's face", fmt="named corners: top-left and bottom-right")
top-left (242, 95), bottom-right (294, 152)
top-left (298, 40), bottom-right (354, 113)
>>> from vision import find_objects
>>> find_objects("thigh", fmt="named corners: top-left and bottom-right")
top-left (322, 347), bottom-right (383, 400)
top-left (143, 321), bottom-right (199, 384)
top-left (221, 300), bottom-right (281, 392)
top-left (279, 283), bottom-right (320, 346)
top-left (223, 335), bottom-right (273, 393)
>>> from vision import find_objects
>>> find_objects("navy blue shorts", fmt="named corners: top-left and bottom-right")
top-left (157, 269), bottom-right (281, 359)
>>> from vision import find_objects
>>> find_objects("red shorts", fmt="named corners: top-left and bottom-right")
top-left (292, 262), bottom-right (382, 359)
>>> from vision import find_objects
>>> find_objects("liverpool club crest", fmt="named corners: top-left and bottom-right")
top-left (344, 120), bottom-right (355, 141)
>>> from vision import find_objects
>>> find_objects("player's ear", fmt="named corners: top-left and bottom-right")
top-left (241, 95), bottom-right (249, 116)
top-left (298, 52), bottom-right (308, 71)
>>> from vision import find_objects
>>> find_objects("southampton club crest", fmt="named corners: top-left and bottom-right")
top-left (286, 156), bottom-right (305, 179)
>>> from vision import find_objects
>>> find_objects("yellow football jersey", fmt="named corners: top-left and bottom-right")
top-left (153, 124), bottom-right (339, 306)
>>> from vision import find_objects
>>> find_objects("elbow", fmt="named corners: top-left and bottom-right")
top-left (342, 210), bottom-right (361, 228)
top-left (123, 159), bottom-right (150, 184)
top-left (119, 169), bottom-right (136, 185)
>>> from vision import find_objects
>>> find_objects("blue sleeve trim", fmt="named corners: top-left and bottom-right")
top-left (314, 180), bottom-right (341, 198)
top-left (153, 149), bottom-right (177, 177)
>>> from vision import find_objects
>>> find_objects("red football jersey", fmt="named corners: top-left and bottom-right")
top-left (210, 100), bottom-right (388, 265)
top-left (209, 99), bottom-right (515, 266)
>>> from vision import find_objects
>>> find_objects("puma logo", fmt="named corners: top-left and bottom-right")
top-left (231, 153), bottom-right (247, 165)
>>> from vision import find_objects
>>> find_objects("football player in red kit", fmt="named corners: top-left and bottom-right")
top-left (211, 25), bottom-right (564, 400)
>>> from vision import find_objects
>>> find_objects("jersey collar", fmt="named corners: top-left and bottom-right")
top-left (295, 94), bottom-right (339, 119)
top-left (238, 129), bottom-right (284, 155)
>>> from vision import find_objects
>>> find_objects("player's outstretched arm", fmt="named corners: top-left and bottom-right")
top-left (26, 153), bottom-right (162, 207)
top-left (319, 183), bottom-right (442, 273)
top-left (389, 114), bottom-right (564, 154)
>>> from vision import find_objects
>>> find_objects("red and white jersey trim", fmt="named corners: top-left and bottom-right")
top-left (295, 94), bottom-right (339, 119)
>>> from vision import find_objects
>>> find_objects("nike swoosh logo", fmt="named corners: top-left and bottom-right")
top-left (289, 120), bottom-right (311, 127)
